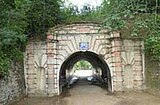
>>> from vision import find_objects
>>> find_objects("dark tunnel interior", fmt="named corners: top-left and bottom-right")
top-left (59, 51), bottom-right (112, 93)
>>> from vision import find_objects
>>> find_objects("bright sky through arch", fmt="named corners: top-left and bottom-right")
top-left (66, 0), bottom-right (103, 9)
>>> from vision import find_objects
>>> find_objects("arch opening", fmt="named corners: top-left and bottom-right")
top-left (59, 51), bottom-right (112, 94)
top-left (73, 60), bottom-right (93, 77)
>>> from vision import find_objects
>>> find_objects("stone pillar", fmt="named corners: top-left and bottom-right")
top-left (133, 40), bottom-right (144, 89)
top-left (46, 34), bottom-right (56, 96)
top-left (111, 32), bottom-right (123, 91)
top-left (26, 41), bottom-right (36, 95)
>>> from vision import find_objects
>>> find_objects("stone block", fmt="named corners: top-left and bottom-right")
top-left (27, 49), bottom-right (34, 54)
top-left (27, 79), bottom-right (35, 85)
top-left (90, 29), bottom-right (98, 33)
top-left (115, 82), bottom-right (123, 91)
top-left (111, 31), bottom-right (120, 38)
top-left (26, 75), bottom-right (36, 79)
top-left (27, 65), bottom-right (34, 70)
top-left (47, 43), bottom-right (53, 48)
top-left (111, 47), bottom-right (121, 52)
top-left (47, 34), bottom-right (54, 40)
top-left (114, 67), bottom-right (122, 72)
top-left (48, 70), bottom-right (54, 76)
top-left (27, 69), bottom-right (34, 74)
top-left (48, 74), bottom-right (54, 78)
top-left (123, 40), bottom-right (134, 47)
top-left (47, 64), bottom-right (54, 69)
top-left (122, 46), bottom-right (135, 51)
top-left (134, 61), bottom-right (142, 66)
top-left (133, 70), bottom-right (142, 76)
top-left (47, 53), bottom-right (54, 57)
top-left (27, 88), bottom-right (36, 93)
top-left (134, 41), bottom-right (141, 46)
top-left (76, 27), bottom-right (91, 33)
top-left (134, 80), bottom-right (143, 87)
top-left (114, 77), bottom-right (123, 81)
top-left (47, 49), bottom-right (54, 54)
top-left (115, 62), bottom-right (122, 67)
top-left (135, 56), bottom-right (142, 61)
top-left (69, 30), bottom-right (77, 33)
top-left (112, 56), bottom-right (121, 62)
top-left (114, 40), bottom-right (121, 46)
top-left (112, 51), bottom-right (121, 57)
top-left (47, 91), bottom-right (56, 97)
top-left (134, 76), bottom-right (143, 81)
top-left (133, 66), bottom-right (142, 71)
top-left (99, 29), bottom-right (108, 33)
top-left (134, 46), bottom-right (141, 50)
top-left (27, 54), bottom-right (34, 58)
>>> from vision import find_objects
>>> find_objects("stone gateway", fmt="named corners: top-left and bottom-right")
top-left (24, 22), bottom-right (145, 96)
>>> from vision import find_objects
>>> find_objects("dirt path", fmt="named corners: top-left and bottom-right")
top-left (11, 78), bottom-right (160, 105)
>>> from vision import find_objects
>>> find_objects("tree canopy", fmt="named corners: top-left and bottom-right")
top-left (101, 0), bottom-right (160, 60)
top-left (0, 0), bottom-right (63, 77)
top-left (26, 0), bottom-right (63, 36)
top-left (0, 0), bottom-right (160, 77)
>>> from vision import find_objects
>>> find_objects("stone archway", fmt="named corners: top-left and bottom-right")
top-left (58, 51), bottom-right (112, 95)
top-left (25, 22), bottom-right (145, 96)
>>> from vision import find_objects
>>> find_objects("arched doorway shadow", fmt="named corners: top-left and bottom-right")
top-left (59, 51), bottom-right (112, 94)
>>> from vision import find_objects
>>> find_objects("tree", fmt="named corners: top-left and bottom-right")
top-left (62, 2), bottom-right (104, 23)
top-left (26, 0), bottom-right (63, 36)
top-left (74, 60), bottom-right (92, 70)
top-left (0, 0), bottom-right (63, 77)
top-left (0, 0), bottom-right (28, 77)
top-left (101, 0), bottom-right (160, 60)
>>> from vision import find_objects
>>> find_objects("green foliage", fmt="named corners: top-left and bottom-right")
top-left (0, 0), bottom-right (62, 77)
top-left (102, 0), bottom-right (160, 60)
top-left (0, 0), bottom-right (28, 77)
top-left (102, 0), bottom-right (148, 33)
top-left (74, 60), bottom-right (92, 70)
top-left (26, 0), bottom-right (63, 36)
top-left (62, 3), bottom-right (105, 23)
top-left (144, 14), bottom-right (160, 60)
top-left (0, 52), bottom-right (10, 77)
top-left (145, 36), bottom-right (160, 60)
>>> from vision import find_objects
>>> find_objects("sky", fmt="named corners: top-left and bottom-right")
top-left (65, 0), bottom-right (103, 9)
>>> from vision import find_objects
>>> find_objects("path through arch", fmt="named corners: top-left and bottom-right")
top-left (59, 51), bottom-right (112, 94)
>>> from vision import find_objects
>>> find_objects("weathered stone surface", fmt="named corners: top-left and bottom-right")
top-left (114, 81), bottom-right (123, 91)
top-left (24, 23), bottom-right (144, 96)
top-left (0, 62), bottom-right (25, 105)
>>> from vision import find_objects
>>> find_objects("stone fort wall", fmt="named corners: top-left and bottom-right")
top-left (24, 23), bottom-right (145, 96)
top-left (0, 61), bottom-right (25, 105)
